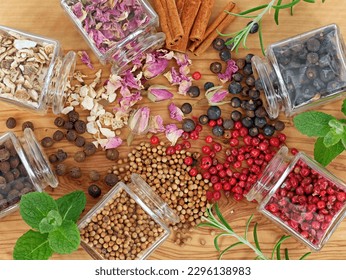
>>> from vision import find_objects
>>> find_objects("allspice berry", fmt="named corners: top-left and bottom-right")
top-left (6, 117), bottom-right (16, 129)
top-left (84, 142), bottom-right (97, 156)
top-left (69, 167), bottom-right (82, 179)
top-left (89, 170), bottom-right (100, 182)
top-left (104, 173), bottom-right (119, 187)
top-left (106, 149), bottom-right (119, 161)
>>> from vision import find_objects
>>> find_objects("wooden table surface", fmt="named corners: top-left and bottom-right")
top-left (0, 0), bottom-right (346, 260)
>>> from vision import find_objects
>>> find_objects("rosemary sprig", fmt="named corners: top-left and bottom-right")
top-left (220, 0), bottom-right (326, 55)
top-left (198, 203), bottom-right (312, 260)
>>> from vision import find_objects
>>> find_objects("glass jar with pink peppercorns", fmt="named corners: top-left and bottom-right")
top-left (245, 146), bottom-right (346, 251)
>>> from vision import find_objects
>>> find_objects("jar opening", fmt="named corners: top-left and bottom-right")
top-left (22, 128), bottom-right (58, 188)
top-left (111, 32), bottom-right (165, 75)
top-left (51, 51), bottom-right (76, 114)
top-left (251, 56), bottom-right (281, 119)
top-left (246, 146), bottom-right (290, 203)
top-left (129, 173), bottom-right (179, 225)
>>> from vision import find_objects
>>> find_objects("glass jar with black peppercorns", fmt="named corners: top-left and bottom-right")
top-left (0, 128), bottom-right (58, 219)
top-left (252, 24), bottom-right (346, 119)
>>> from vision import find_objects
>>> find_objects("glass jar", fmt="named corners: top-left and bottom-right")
top-left (78, 173), bottom-right (179, 260)
top-left (252, 24), bottom-right (346, 119)
top-left (0, 25), bottom-right (76, 114)
top-left (0, 128), bottom-right (58, 219)
top-left (245, 146), bottom-right (346, 251)
top-left (60, 0), bottom-right (165, 74)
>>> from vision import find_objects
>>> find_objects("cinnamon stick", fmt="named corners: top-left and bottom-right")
top-left (175, 0), bottom-right (185, 17)
top-left (189, 0), bottom-right (215, 42)
top-left (153, 0), bottom-right (183, 46)
top-left (168, 0), bottom-right (202, 53)
top-left (193, 4), bottom-right (238, 56)
top-left (189, 1), bottom-right (236, 52)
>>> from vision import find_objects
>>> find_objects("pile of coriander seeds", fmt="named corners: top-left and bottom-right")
top-left (110, 142), bottom-right (211, 245)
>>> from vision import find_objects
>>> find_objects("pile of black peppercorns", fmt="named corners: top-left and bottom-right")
top-left (0, 138), bottom-right (35, 213)
top-left (273, 25), bottom-right (346, 107)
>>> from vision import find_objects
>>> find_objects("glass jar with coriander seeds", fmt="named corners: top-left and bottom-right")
top-left (0, 128), bottom-right (58, 219)
top-left (0, 25), bottom-right (76, 114)
top-left (60, 0), bottom-right (165, 74)
top-left (245, 146), bottom-right (346, 251)
top-left (78, 174), bottom-right (179, 260)
top-left (252, 24), bottom-right (346, 119)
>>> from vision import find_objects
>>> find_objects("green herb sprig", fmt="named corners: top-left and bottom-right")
top-left (293, 99), bottom-right (346, 166)
top-left (13, 191), bottom-right (86, 260)
top-left (221, 0), bottom-right (326, 55)
top-left (198, 204), bottom-right (311, 260)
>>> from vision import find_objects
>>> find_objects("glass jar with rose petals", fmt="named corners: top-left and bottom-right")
top-left (245, 146), bottom-right (346, 251)
top-left (61, 0), bottom-right (165, 74)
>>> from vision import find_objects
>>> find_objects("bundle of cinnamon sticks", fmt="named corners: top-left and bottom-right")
top-left (152, 0), bottom-right (238, 55)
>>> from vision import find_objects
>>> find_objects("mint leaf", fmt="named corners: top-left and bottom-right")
top-left (342, 99), bottom-right (346, 116)
top-left (20, 192), bottom-right (58, 230)
top-left (314, 137), bottom-right (345, 166)
top-left (48, 220), bottom-right (80, 254)
top-left (328, 119), bottom-right (344, 134)
top-left (323, 130), bottom-right (342, 148)
top-left (342, 132), bottom-right (346, 149)
top-left (39, 210), bottom-right (63, 233)
top-left (293, 111), bottom-right (335, 137)
top-left (56, 191), bottom-right (86, 222)
top-left (13, 230), bottom-right (53, 260)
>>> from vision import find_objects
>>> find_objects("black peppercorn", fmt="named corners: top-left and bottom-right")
top-left (53, 130), bottom-right (64, 141)
top-left (75, 136), bottom-right (86, 147)
top-left (306, 66), bottom-right (318, 80)
top-left (54, 117), bottom-right (65, 128)
top-left (241, 117), bottom-right (254, 128)
top-left (225, 37), bottom-right (234, 50)
top-left (212, 38), bottom-right (225, 51)
top-left (74, 120), bottom-right (87, 134)
top-left (231, 110), bottom-right (242, 122)
top-left (263, 125), bottom-right (275, 137)
top-left (210, 62), bottom-right (222, 74)
top-left (245, 110), bottom-right (255, 118)
top-left (22, 121), bottom-right (34, 131)
top-left (41, 137), bottom-right (54, 148)
top-left (106, 148), bottom-right (119, 161)
top-left (232, 72), bottom-right (244, 83)
top-left (228, 81), bottom-right (242, 94)
top-left (307, 52), bottom-right (319, 64)
top-left (255, 107), bottom-right (267, 118)
top-left (306, 37), bottom-right (321, 52)
top-left (89, 170), bottom-right (100, 182)
top-left (56, 149), bottom-right (68, 162)
top-left (187, 86), bottom-right (200, 98)
top-left (74, 151), bottom-right (86, 163)
top-left (6, 117), bottom-right (16, 129)
top-left (245, 76), bottom-right (256, 87)
top-left (254, 117), bottom-right (267, 128)
top-left (182, 119), bottom-right (196, 132)
top-left (223, 119), bottom-right (234, 130)
top-left (274, 120), bottom-right (285, 131)
top-left (249, 127), bottom-right (259, 137)
top-left (219, 49), bottom-right (231, 61)
top-left (207, 106), bottom-right (222, 120)
top-left (231, 97), bottom-right (241, 108)
top-left (88, 184), bottom-right (101, 198)
top-left (84, 142), bottom-right (97, 156)
top-left (247, 21), bottom-right (259, 34)
top-left (181, 103), bottom-right (193, 114)
top-left (66, 130), bottom-right (77, 142)
top-left (69, 166), bottom-right (82, 179)
top-left (104, 173), bottom-right (119, 187)
top-left (199, 114), bottom-right (209, 125)
top-left (236, 58), bottom-right (246, 69)
top-left (243, 63), bottom-right (253, 75)
top-left (68, 110), bottom-right (79, 123)
top-left (212, 125), bottom-right (224, 137)
top-left (249, 89), bottom-right (260, 100)
top-left (204, 82), bottom-right (214, 91)
top-left (48, 154), bottom-right (58, 164)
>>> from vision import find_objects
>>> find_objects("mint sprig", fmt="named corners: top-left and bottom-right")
top-left (293, 100), bottom-right (346, 166)
top-left (13, 191), bottom-right (86, 260)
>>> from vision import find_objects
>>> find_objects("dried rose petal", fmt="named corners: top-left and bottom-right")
top-left (147, 85), bottom-right (173, 102)
top-left (218, 59), bottom-right (239, 83)
top-left (168, 103), bottom-right (184, 121)
top-left (105, 137), bottom-right (123, 149)
top-left (205, 86), bottom-right (229, 105)
top-left (78, 51), bottom-right (94, 69)
top-left (165, 124), bottom-right (183, 146)
top-left (128, 107), bottom-right (150, 135)
top-left (149, 115), bottom-right (165, 133)
top-left (119, 91), bottom-right (142, 111)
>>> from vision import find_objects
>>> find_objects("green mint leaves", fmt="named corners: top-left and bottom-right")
top-left (13, 191), bottom-right (86, 260)
top-left (293, 99), bottom-right (346, 166)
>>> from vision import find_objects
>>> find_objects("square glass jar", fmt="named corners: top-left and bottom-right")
top-left (246, 146), bottom-right (346, 251)
top-left (78, 174), bottom-right (179, 260)
top-left (0, 128), bottom-right (58, 218)
top-left (60, 0), bottom-right (165, 74)
top-left (252, 24), bottom-right (346, 119)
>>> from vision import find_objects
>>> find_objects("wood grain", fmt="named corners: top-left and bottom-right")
top-left (0, 0), bottom-right (346, 260)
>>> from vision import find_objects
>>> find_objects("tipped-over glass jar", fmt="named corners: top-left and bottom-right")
top-left (246, 146), bottom-right (346, 251)
top-left (0, 128), bottom-right (58, 219)
top-left (0, 25), bottom-right (76, 114)
top-left (60, 0), bottom-right (165, 74)
top-left (78, 173), bottom-right (179, 260)
top-left (252, 24), bottom-right (346, 119)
